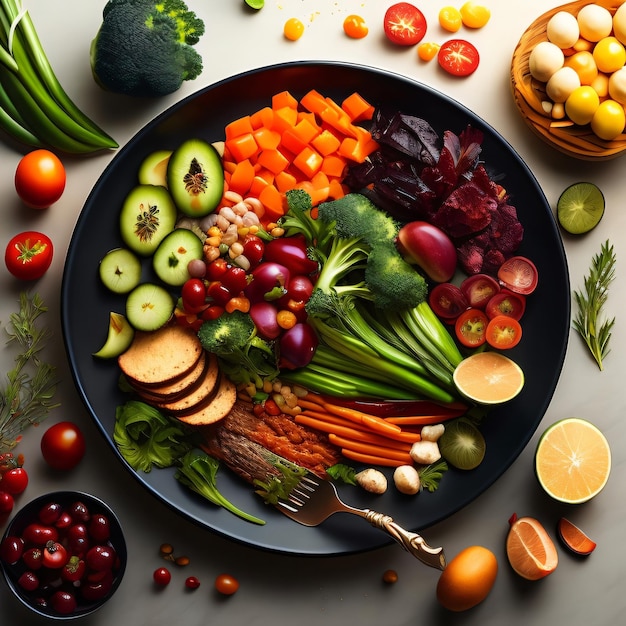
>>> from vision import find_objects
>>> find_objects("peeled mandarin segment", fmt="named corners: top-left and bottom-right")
top-left (535, 418), bottom-right (611, 504)
top-left (506, 516), bottom-right (558, 580)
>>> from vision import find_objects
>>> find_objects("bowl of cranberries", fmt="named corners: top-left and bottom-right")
top-left (0, 491), bottom-right (126, 619)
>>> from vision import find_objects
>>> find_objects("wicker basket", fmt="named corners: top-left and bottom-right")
top-left (511, 0), bottom-right (626, 160)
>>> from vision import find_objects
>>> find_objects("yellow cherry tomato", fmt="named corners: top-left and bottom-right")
top-left (565, 85), bottom-right (600, 125)
top-left (343, 14), bottom-right (368, 39)
top-left (418, 42), bottom-right (441, 62)
top-left (592, 37), bottom-right (626, 74)
top-left (459, 2), bottom-right (491, 29)
top-left (284, 17), bottom-right (305, 41)
top-left (439, 7), bottom-right (462, 33)
top-left (591, 99), bottom-right (626, 139)
top-left (564, 51), bottom-right (598, 85)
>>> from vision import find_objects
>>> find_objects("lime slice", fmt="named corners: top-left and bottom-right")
top-left (556, 182), bottom-right (605, 234)
top-left (438, 418), bottom-right (486, 470)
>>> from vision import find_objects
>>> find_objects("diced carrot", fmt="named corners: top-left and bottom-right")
top-left (300, 89), bottom-right (329, 114)
top-left (297, 111), bottom-right (321, 130)
top-left (225, 133), bottom-right (259, 162)
top-left (253, 126), bottom-right (281, 150)
top-left (274, 170), bottom-right (298, 193)
top-left (228, 158), bottom-right (256, 195)
top-left (342, 92), bottom-right (375, 122)
top-left (295, 180), bottom-right (328, 206)
top-left (271, 106), bottom-right (299, 134)
top-left (258, 184), bottom-right (286, 222)
top-left (222, 159), bottom-right (237, 175)
top-left (328, 178), bottom-right (347, 200)
top-left (311, 129), bottom-right (342, 156)
top-left (272, 90), bottom-right (298, 110)
top-left (250, 106), bottom-right (275, 129)
top-left (249, 174), bottom-right (270, 199)
top-left (338, 134), bottom-right (378, 163)
top-left (293, 145), bottom-right (323, 178)
top-left (225, 115), bottom-right (254, 140)
top-left (257, 148), bottom-right (290, 174)
top-left (321, 154), bottom-right (347, 178)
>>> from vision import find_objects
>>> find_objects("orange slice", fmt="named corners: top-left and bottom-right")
top-left (506, 515), bottom-right (558, 580)
top-left (452, 351), bottom-right (524, 405)
top-left (557, 517), bottom-right (597, 556)
top-left (535, 417), bottom-right (611, 504)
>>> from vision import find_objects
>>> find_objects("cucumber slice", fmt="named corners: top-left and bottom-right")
top-left (152, 228), bottom-right (204, 286)
top-left (125, 283), bottom-right (174, 331)
top-left (167, 138), bottom-right (223, 218)
top-left (138, 150), bottom-right (172, 187)
top-left (120, 185), bottom-right (177, 256)
top-left (99, 247), bottom-right (143, 294)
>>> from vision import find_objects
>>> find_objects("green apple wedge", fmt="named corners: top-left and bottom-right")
top-left (93, 312), bottom-right (135, 359)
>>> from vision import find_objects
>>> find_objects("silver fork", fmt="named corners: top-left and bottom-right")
top-left (275, 473), bottom-right (446, 570)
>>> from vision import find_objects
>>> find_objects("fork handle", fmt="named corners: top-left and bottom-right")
top-left (362, 510), bottom-right (446, 570)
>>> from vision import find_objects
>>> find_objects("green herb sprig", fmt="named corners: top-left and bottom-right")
top-left (0, 292), bottom-right (59, 450)
top-left (572, 240), bottom-right (616, 371)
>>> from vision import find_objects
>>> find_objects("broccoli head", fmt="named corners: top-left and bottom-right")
top-left (91, 0), bottom-right (205, 97)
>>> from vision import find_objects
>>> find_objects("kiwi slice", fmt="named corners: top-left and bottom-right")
top-left (438, 418), bottom-right (486, 470)
top-left (138, 149), bottom-right (172, 187)
top-left (167, 138), bottom-right (223, 218)
top-left (99, 248), bottom-right (143, 294)
top-left (152, 228), bottom-right (204, 286)
top-left (120, 185), bottom-right (177, 256)
top-left (125, 283), bottom-right (174, 331)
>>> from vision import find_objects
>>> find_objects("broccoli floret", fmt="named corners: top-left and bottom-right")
top-left (197, 311), bottom-right (278, 388)
top-left (91, 0), bottom-right (205, 97)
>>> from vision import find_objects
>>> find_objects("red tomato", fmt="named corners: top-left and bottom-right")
top-left (181, 278), bottom-right (207, 313)
top-left (215, 573), bottom-right (239, 595)
top-left (497, 256), bottom-right (538, 295)
top-left (5, 231), bottom-right (53, 280)
top-left (40, 422), bottom-right (86, 471)
top-left (42, 540), bottom-right (69, 569)
top-left (460, 274), bottom-right (500, 309)
top-left (0, 491), bottom-right (14, 515)
top-left (486, 291), bottom-right (526, 321)
top-left (486, 315), bottom-right (522, 349)
top-left (428, 283), bottom-right (468, 320)
top-left (383, 3), bottom-right (427, 46)
top-left (1, 467), bottom-right (28, 494)
top-left (153, 566), bottom-right (171, 586)
top-left (455, 308), bottom-right (488, 348)
top-left (438, 39), bottom-right (480, 76)
top-left (14, 149), bottom-right (66, 209)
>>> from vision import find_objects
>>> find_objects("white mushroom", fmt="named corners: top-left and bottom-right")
top-left (409, 440), bottom-right (442, 465)
top-left (393, 465), bottom-right (421, 495)
top-left (355, 468), bottom-right (388, 494)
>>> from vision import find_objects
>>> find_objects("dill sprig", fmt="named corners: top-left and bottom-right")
top-left (0, 292), bottom-right (59, 450)
top-left (572, 240), bottom-right (616, 371)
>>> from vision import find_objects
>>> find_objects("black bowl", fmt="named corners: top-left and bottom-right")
top-left (0, 491), bottom-right (126, 620)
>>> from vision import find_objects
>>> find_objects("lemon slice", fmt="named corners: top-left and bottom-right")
top-left (556, 182), bottom-right (605, 234)
top-left (535, 417), bottom-right (611, 504)
top-left (452, 351), bottom-right (524, 405)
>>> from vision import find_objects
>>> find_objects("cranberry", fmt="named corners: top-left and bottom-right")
top-left (38, 502), bottom-right (62, 525)
top-left (88, 514), bottom-right (111, 543)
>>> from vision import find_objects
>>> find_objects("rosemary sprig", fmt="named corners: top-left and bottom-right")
top-left (572, 240), bottom-right (616, 371)
top-left (0, 292), bottom-right (59, 451)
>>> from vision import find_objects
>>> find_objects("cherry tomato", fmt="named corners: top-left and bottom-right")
top-left (263, 235), bottom-right (318, 276)
top-left (39, 502), bottom-right (63, 525)
top-left (1, 466), bottom-right (28, 494)
top-left (438, 39), bottom-right (480, 76)
top-left (68, 500), bottom-right (91, 522)
top-left (62, 555), bottom-right (87, 582)
top-left (428, 283), bottom-right (468, 320)
top-left (40, 421), bottom-right (86, 471)
top-left (455, 308), bottom-right (488, 347)
top-left (185, 575), bottom-right (201, 590)
top-left (383, 3), bottom-right (427, 46)
top-left (486, 291), bottom-right (526, 321)
top-left (221, 265), bottom-right (248, 294)
top-left (205, 257), bottom-right (229, 281)
top-left (18, 570), bottom-right (40, 591)
top-left (14, 149), bottom-right (66, 209)
top-left (460, 273), bottom-right (500, 309)
top-left (486, 315), bottom-right (522, 350)
top-left (5, 230), bottom-right (53, 281)
top-left (497, 256), bottom-right (538, 295)
top-left (89, 514), bottom-right (111, 543)
top-left (0, 490), bottom-right (14, 514)
top-left (22, 546), bottom-right (44, 570)
top-left (284, 17), bottom-right (305, 41)
top-left (241, 234), bottom-right (265, 269)
top-left (0, 536), bottom-right (24, 564)
top-left (86, 544), bottom-right (116, 572)
top-left (343, 14), bottom-right (369, 39)
top-left (43, 540), bottom-right (69, 569)
top-left (181, 278), bottom-right (207, 313)
top-left (50, 590), bottom-right (78, 615)
top-left (81, 571), bottom-right (114, 601)
top-left (153, 566), bottom-right (172, 586)
top-left (22, 523), bottom-right (58, 546)
top-left (215, 573), bottom-right (239, 596)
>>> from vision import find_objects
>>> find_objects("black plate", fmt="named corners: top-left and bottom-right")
top-left (61, 61), bottom-right (570, 556)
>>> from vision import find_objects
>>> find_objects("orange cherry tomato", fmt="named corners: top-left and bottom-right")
top-left (343, 15), bottom-right (368, 39)
top-left (215, 573), bottom-right (239, 595)
top-left (14, 149), bottom-right (66, 209)
top-left (455, 308), bottom-right (488, 348)
top-left (284, 18), bottom-right (305, 41)
top-left (485, 315), bottom-right (522, 350)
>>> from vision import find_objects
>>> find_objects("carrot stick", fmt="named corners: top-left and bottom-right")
top-left (340, 448), bottom-right (407, 468)
top-left (385, 413), bottom-right (460, 426)
top-left (298, 398), bottom-right (328, 412)
top-left (328, 434), bottom-right (413, 463)
top-left (319, 402), bottom-right (402, 436)
top-left (296, 413), bottom-right (381, 440)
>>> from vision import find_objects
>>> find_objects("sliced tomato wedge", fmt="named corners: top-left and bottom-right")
top-left (460, 273), bottom-right (500, 309)
top-left (428, 282), bottom-right (468, 320)
top-left (455, 308), bottom-right (488, 348)
top-left (486, 291), bottom-right (526, 321)
top-left (497, 256), bottom-right (538, 295)
top-left (383, 3), bottom-right (427, 46)
top-left (438, 39), bottom-right (480, 76)
top-left (486, 315), bottom-right (522, 350)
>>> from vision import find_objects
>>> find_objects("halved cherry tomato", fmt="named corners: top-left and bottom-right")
top-left (460, 273), bottom-right (500, 309)
top-left (486, 315), bottom-right (522, 350)
top-left (497, 256), bottom-right (538, 295)
top-left (438, 39), bottom-right (480, 76)
top-left (455, 308), bottom-right (488, 347)
top-left (428, 283), bottom-right (468, 320)
top-left (486, 291), bottom-right (526, 321)
top-left (5, 231), bottom-right (53, 281)
top-left (383, 3), bottom-right (427, 46)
